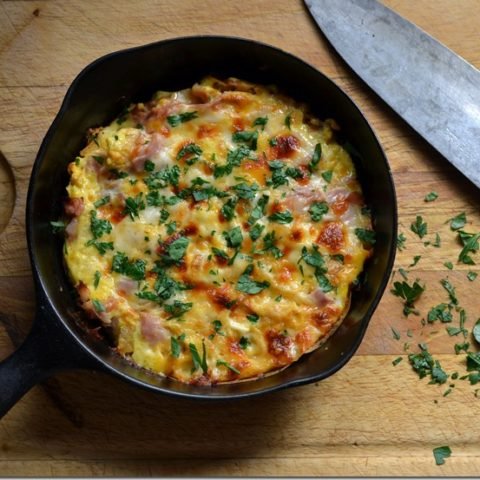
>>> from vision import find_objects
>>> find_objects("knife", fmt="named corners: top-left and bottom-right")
top-left (305, 0), bottom-right (480, 189)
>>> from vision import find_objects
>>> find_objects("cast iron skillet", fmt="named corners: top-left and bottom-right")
top-left (0, 36), bottom-right (397, 417)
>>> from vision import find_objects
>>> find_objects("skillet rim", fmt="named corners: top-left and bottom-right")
top-left (26, 35), bottom-right (398, 399)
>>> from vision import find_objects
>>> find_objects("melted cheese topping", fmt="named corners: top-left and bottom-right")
top-left (64, 77), bottom-right (374, 385)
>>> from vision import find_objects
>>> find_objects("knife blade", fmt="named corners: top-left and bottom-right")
top-left (305, 0), bottom-right (480, 188)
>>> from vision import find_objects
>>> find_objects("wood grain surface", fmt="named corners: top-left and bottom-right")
top-left (1, 0), bottom-right (479, 476)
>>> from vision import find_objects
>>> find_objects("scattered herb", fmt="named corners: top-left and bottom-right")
top-left (94, 195), bottom-right (110, 208)
top-left (457, 231), bottom-right (480, 265)
top-left (233, 181), bottom-right (258, 199)
top-left (424, 192), bottom-right (438, 202)
top-left (440, 278), bottom-right (458, 306)
top-left (123, 193), bottom-right (146, 221)
top-left (409, 344), bottom-right (448, 384)
top-left (214, 145), bottom-right (251, 178)
top-left (427, 303), bottom-right (452, 324)
top-left (391, 327), bottom-right (401, 340)
top-left (248, 195), bottom-right (269, 225)
top-left (308, 201), bottom-right (329, 222)
top-left (449, 212), bottom-right (466, 231)
top-left (233, 130), bottom-right (258, 150)
top-left (432, 233), bottom-right (441, 248)
top-left (284, 114), bottom-right (292, 130)
top-left (167, 111), bottom-right (198, 127)
top-left (392, 357), bottom-right (403, 366)
top-left (247, 313), bottom-right (259, 323)
top-left (168, 236), bottom-right (189, 262)
top-left (467, 271), bottom-right (478, 281)
top-left (145, 165), bottom-right (180, 190)
top-left (221, 197), bottom-right (238, 221)
top-left (308, 143), bottom-right (322, 172)
top-left (93, 271), bottom-right (101, 289)
top-left (92, 299), bottom-right (105, 313)
top-left (397, 233), bottom-right (407, 251)
top-left (252, 116), bottom-right (268, 130)
top-left (355, 228), bottom-right (376, 246)
top-left (239, 336), bottom-right (250, 349)
top-left (236, 264), bottom-right (270, 294)
top-left (164, 300), bottom-right (193, 318)
top-left (90, 210), bottom-right (112, 239)
top-left (216, 359), bottom-right (240, 375)
top-left (433, 446), bottom-right (452, 466)
top-left (391, 279), bottom-right (425, 316)
top-left (411, 216), bottom-right (427, 238)
top-left (50, 220), bottom-right (66, 233)
top-left (268, 210), bottom-right (293, 224)
top-left (410, 255), bottom-right (422, 267)
top-left (176, 143), bottom-right (202, 162)
top-left (112, 252), bottom-right (146, 281)
top-left (223, 226), bottom-right (243, 249)
top-left (189, 341), bottom-right (208, 374)
top-left (321, 170), bottom-right (333, 183)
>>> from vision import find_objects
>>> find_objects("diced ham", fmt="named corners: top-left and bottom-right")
top-left (285, 186), bottom-right (325, 214)
top-left (65, 218), bottom-right (78, 241)
top-left (140, 313), bottom-right (170, 345)
top-left (117, 277), bottom-right (137, 296)
top-left (310, 288), bottom-right (332, 308)
top-left (130, 132), bottom-right (164, 171)
top-left (64, 197), bottom-right (84, 217)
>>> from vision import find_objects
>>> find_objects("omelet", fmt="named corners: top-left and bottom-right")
top-left (63, 77), bottom-right (374, 385)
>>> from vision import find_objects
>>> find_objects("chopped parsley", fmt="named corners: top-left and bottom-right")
top-left (268, 210), bottom-right (293, 224)
top-left (410, 216), bottom-right (427, 238)
top-left (252, 116), bottom-right (268, 130)
top-left (249, 223), bottom-right (265, 242)
top-left (391, 327), bottom-right (401, 340)
top-left (232, 130), bottom-right (258, 150)
top-left (145, 165), bottom-right (180, 190)
top-left (308, 143), bottom-right (322, 172)
top-left (85, 240), bottom-right (114, 255)
top-left (432, 232), bottom-right (441, 248)
top-left (189, 341), bottom-right (208, 374)
top-left (221, 197), bottom-right (238, 221)
top-left (94, 195), bottom-right (110, 208)
top-left (433, 446), bottom-right (452, 466)
top-left (123, 193), bottom-right (145, 221)
top-left (50, 220), bottom-right (66, 233)
top-left (467, 271), bottom-right (478, 281)
top-left (176, 143), bottom-right (203, 162)
top-left (409, 344), bottom-right (448, 384)
top-left (440, 278), bottom-right (458, 306)
top-left (449, 212), bottom-right (466, 231)
top-left (444, 261), bottom-right (453, 270)
top-left (424, 191), bottom-right (438, 202)
top-left (410, 255), bottom-right (422, 267)
top-left (239, 336), bottom-right (250, 349)
top-left (397, 233), bottom-right (406, 251)
top-left (214, 145), bottom-right (251, 178)
top-left (457, 231), bottom-right (479, 265)
top-left (355, 228), bottom-right (376, 246)
top-left (247, 313), bottom-right (259, 323)
top-left (167, 111), bottom-right (198, 127)
top-left (248, 195), bottom-right (269, 225)
top-left (164, 300), bottom-right (193, 318)
top-left (392, 357), bottom-right (403, 366)
top-left (223, 226), bottom-right (243, 249)
top-left (427, 303), bottom-right (452, 324)
top-left (166, 221), bottom-right (177, 235)
top-left (308, 201), bottom-right (329, 222)
top-left (92, 299), bottom-right (105, 313)
top-left (261, 231), bottom-right (283, 259)
top-left (168, 236), bottom-right (189, 262)
top-left (321, 170), bottom-right (333, 183)
top-left (284, 114), bottom-right (292, 130)
top-left (233, 181), bottom-right (258, 199)
top-left (170, 334), bottom-right (185, 358)
top-left (236, 264), bottom-right (270, 294)
top-left (93, 271), bottom-right (101, 289)
top-left (112, 252), bottom-right (146, 281)
top-left (216, 359), bottom-right (240, 375)
top-left (90, 210), bottom-right (112, 239)
top-left (391, 279), bottom-right (425, 316)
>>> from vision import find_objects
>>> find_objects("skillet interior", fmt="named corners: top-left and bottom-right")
top-left (28, 36), bottom-right (397, 398)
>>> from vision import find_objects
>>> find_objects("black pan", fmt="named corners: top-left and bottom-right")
top-left (0, 36), bottom-right (397, 417)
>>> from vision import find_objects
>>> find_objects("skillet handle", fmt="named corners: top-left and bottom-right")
top-left (0, 306), bottom-right (96, 419)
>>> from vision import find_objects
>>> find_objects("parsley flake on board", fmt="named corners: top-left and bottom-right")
top-left (449, 212), bottom-right (466, 231)
top-left (408, 344), bottom-right (448, 384)
top-left (433, 446), bottom-right (452, 466)
top-left (432, 233), bottom-right (441, 248)
top-left (410, 255), bottom-right (422, 267)
top-left (411, 216), bottom-right (427, 238)
top-left (424, 191), bottom-right (438, 202)
top-left (391, 327), bottom-right (401, 340)
top-left (427, 303), bottom-right (452, 324)
top-left (467, 271), bottom-right (478, 282)
top-left (391, 279), bottom-right (425, 316)
top-left (444, 261), bottom-right (453, 270)
top-left (392, 357), bottom-right (403, 366)
top-left (167, 111), bottom-right (198, 127)
top-left (397, 233), bottom-right (407, 251)
top-left (457, 231), bottom-right (480, 265)
top-left (440, 278), bottom-right (458, 306)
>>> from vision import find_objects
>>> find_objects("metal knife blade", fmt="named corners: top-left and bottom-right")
top-left (305, 0), bottom-right (480, 188)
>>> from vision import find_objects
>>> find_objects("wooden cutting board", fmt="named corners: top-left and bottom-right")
top-left (1, 0), bottom-right (479, 476)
